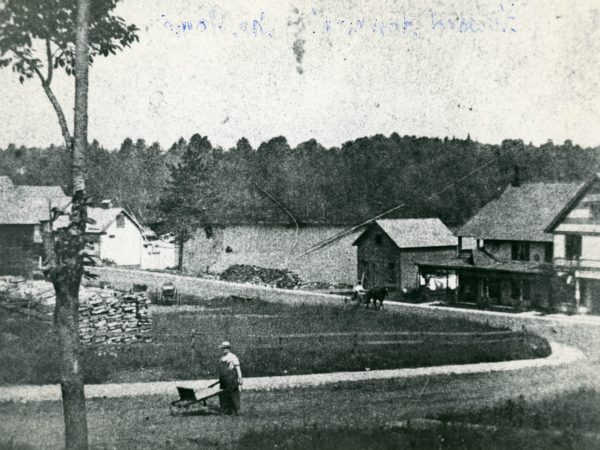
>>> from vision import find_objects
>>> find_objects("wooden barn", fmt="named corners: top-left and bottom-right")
top-left (0, 176), bottom-right (70, 276)
top-left (352, 218), bottom-right (456, 292)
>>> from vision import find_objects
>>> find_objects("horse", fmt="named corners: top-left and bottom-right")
top-left (365, 287), bottom-right (388, 310)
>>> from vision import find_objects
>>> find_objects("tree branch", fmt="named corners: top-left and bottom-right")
top-left (36, 67), bottom-right (72, 149)
top-left (31, 66), bottom-right (72, 150)
top-left (45, 39), bottom-right (53, 86)
top-left (11, 46), bottom-right (72, 149)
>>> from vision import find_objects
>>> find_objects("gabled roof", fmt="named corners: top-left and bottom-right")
top-left (353, 218), bottom-right (456, 249)
top-left (456, 182), bottom-right (585, 242)
top-left (86, 207), bottom-right (143, 234)
top-left (0, 177), bottom-right (70, 225)
top-left (544, 173), bottom-right (600, 232)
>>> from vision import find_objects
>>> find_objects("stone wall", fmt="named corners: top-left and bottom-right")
top-left (0, 275), bottom-right (152, 345)
top-left (78, 288), bottom-right (152, 345)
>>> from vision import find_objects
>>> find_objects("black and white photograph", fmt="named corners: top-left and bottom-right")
top-left (0, 0), bottom-right (599, 448)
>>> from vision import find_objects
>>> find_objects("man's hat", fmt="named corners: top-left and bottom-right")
top-left (220, 341), bottom-right (231, 348)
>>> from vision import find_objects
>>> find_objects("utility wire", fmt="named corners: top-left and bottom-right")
top-left (250, 181), bottom-right (300, 266)
top-left (296, 154), bottom-right (500, 258)
top-left (250, 181), bottom-right (300, 230)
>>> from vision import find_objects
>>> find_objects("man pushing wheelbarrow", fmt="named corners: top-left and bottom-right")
top-left (217, 341), bottom-right (243, 416)
top-left (170, 341), bottom-right (243, 416)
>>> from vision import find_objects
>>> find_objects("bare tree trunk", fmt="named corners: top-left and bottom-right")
top-left (52, 0), bottom-right (91, 448)
top-left (72, 0), bottom-right (89, 195)
top-left (178, 239), bottom-right (185, 271)
top-left (54, 270), bottom-right (87, 450)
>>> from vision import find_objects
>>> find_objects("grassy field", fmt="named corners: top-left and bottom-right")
top-left (1, 380), bottom-right (599, 450)
top-left (239, 387), bottom-right (600, 450)
top-left (0, 296), bottom-right (550, 385)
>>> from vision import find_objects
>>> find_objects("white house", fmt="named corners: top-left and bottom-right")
top-left (85, 204), bottom-right (144, 267)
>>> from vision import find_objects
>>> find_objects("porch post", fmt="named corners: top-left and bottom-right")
top-left (519, 280), bottom-right (524, 301)
top-left (478, 277), bottom-right (485, 299)
top-left (454, 271), bottom-right (459, 303)
top-left (518, 279), bottom-right (524, 309)
top-left (575, 278), bottom-right (581, 311)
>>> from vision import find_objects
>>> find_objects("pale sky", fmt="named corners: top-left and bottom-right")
top-left (1, 0), bottom-right (599, 150)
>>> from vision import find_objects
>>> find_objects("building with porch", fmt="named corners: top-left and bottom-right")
top-left (417, 180), bottom-right (585, 311)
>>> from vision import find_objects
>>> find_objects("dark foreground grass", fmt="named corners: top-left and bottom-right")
top-left (0, 296), bottom-right (550, 385)
top-left (440, 387), bottom-right (600, 432)
top-left (2, 379), bottom-right (600, 450)
top-left (236, 424), bottom-right (596, 450)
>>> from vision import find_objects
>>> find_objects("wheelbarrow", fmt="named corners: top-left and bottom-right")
top-left (170, 381), bottom-right (224, 416)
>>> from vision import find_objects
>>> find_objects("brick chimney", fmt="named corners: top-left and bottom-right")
top-left (100, 199), bottom-right (113, 209)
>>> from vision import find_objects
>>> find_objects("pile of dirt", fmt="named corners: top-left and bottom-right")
top-left (220, 264), bottom-right (302, 289)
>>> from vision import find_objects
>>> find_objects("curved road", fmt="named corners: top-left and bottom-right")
top-left (2, 304), bottom-right (600, 449)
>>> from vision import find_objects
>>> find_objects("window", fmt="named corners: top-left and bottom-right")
top-left (33, 225), bottom-right (42, 243)
top-left (510, 280), bottom-right (519, 299)
top-left (591, 203), bottom-right (600, 219)
top-left (375, 234), bottom-right (383, 245)
top-left (486, 278), bottom-right (502, 301)
top-left (387, 263), bottom-right (396, 284)
top-left (565, 235), bottom-right (582, 260)
top-left (511, 279), bottom-right (531, 300)
top-left (544, 243), bottom-right (553, 263)
top-left (511, 242), bottom-right (530, 261)
top-left (116, 214), bottom-right (125, 228)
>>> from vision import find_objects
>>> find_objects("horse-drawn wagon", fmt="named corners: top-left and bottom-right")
top-left (344, 286), bottom-right (388, 310)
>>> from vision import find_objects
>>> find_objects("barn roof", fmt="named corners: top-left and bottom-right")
top-left (456, 182), bottom-right (585, 242)
top-left (0, 177), bottom-right (70, 225)
top-left (353, 218), bottom-right (456, 249)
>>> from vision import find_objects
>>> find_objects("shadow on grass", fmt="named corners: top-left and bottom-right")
top-left (0, 297), bottom-right (551, 385)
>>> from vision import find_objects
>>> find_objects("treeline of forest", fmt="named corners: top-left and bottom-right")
top-left (1, 134), bottom-right (598, 228)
